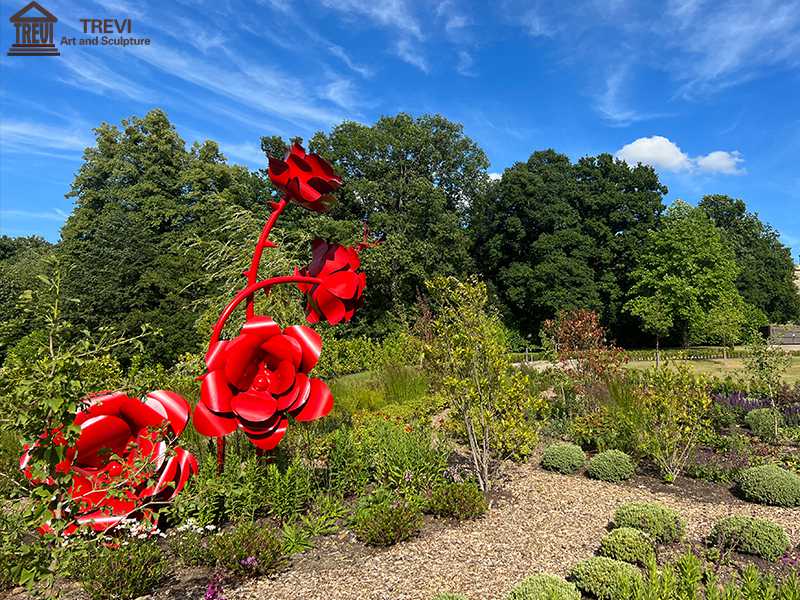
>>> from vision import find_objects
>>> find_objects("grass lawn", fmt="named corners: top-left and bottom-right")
top-left (625, 356), bottom-right (800, 383)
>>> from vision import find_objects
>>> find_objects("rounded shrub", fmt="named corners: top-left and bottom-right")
top-left (598, 527), bottom-right (655, 566)
top-left (744, 408), bottom-right (784, 442)
top-left (568, 556), bottom-right (643, 600)
top-left (737, 464), bottom-right (800, 507)
top-left (587, 450), bottom-right (636, 482)
top-left (207, 521), bottom-right (287, 575)
top-left (351, 491), bottom-right (423, 546)
top-left (540, 442), bottom-right (586, 474)
top-left (709, 515), bottom-right (790, 561)
top-left (506, 573), bottom-right (581, 600)
top-left (427, 482), bottom-right (487, 520)
top-left (612, 502), bottom-right (684, 543)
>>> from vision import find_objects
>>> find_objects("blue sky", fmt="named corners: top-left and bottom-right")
top-left (1, 0), bottom-right (799, 260)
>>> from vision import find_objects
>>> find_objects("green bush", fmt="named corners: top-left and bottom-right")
top-left (737, 464), bottom-right (800, 507)
top-left (506, 573), bottom-right (581, 600)
top-left (612, 502), bottom-right (684, 543)
top-left (351, 490), bottom-right (423, 546)
top-left (708, 515), bottom-right (790, 561)
top-left (540, 442), bottom-right (586, 474)
top-left (207, 521), bottom-right (287, 575)
top-left (427, 482), bottom-right (487, 520)
top-left (745, 408), bottom-right (784, 442)
top-left (568, 556), bottom-right (643, 600)
top-left (587, 450), bottom-right (636, 482)
top-left (80, 541), bottom-right (168, 600)
top-left (598, 527), bottom-right (655, 566)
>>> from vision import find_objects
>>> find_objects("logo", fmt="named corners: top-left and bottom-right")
top-left (7, 1), bottom-right (59, 57)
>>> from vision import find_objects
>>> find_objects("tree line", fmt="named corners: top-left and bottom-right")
top-left (1, 109), bottom-right (798, 365)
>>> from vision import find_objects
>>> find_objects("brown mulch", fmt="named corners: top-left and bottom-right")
top-left (233, 462), bottom-right (800, 600)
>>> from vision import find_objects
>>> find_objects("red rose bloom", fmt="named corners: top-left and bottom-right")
top-left (268, 142), bottom-right (341, 212)
top-left (296, 239), bottom-right (366, 325)
top-left (20, 390), bottom-right (197, 534)
top-left (193, 317), bottom-right (333, 449)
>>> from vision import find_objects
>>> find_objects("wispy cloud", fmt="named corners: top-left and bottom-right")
top-left (595, 64), bottom-right (669, 126)
top-left (0, 208), bottom-right (69, 222)
top-left (58, 52), bottom-right (155, 103)
top-left (0, 120), bottom-right (93, 160)
top-left (328, 45), bottom-right (374, 78)
top-left (319, 0), bottom-right (423, 40)
top-left (395, 39), bottom-right (429, 73)
top-left (456, 50), bottom-right (476, 77)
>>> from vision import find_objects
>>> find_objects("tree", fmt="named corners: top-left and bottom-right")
top-left (305, 113), bottom-right (490, 336)
top-left (745, 332), bottom-right (791, 439)
top-left (625, 201), bottom-right (745, 348)
top-left (699, 194), bottom-right (800, 324)
top-left (471, 150), bottom-right (665, 339)
top-left (59, 110), bottom-right (266, 364)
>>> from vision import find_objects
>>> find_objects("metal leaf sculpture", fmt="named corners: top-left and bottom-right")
top-left (21, 390), bottom-right (197, 534)
top-left (193, 142), bottom-right (367, 467)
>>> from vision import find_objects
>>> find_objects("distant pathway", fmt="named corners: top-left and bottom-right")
top-left (234, 462), bottom-right (800, 600)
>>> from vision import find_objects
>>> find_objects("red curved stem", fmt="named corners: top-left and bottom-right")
top-left (245, 198), bottom-right (288, 319)
top-left (209, 275), bottom-right (321, 348)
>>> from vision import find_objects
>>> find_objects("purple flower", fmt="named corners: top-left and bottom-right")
top-left (239, 556), bottom-right (258, 569)
top-left (205, 574), bottom-right (226, 600)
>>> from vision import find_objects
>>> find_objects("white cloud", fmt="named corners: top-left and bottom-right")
top-left (695, 150), bottom-right (745, 174)
top-left (58, 52), bottom-right (154, 103)
top-left (615, 136), bottom-right (691, 171)
top-left (395, 39), bottom-right (429, 73)
top-left (328, 45), bottom-right (374, 78)
top-left (456, 50), bottom-right (476, 76)
top-left (488, 172), bottom-right (502, 181)
top-left (615, 136), bottom-right (745, 175)
top-left (0, 208), bottom-right (69, 222)
top-left (219, 142), bottom-right (266, 167)
top-left (0, 120), bottom-right (93, 159)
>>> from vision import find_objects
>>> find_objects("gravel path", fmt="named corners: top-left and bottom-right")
top-left (235, 462), bottom-right (800, 600)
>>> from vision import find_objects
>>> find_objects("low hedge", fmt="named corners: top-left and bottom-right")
top-left (598, 527), bottom-right (655, 566)
top-left (612, 502), bottom-right (684, 544)
top-left (506, 574), bottom-right (581, 600)
top-left (351, 492), bottom-right (423, 546)
top-left (540, 443), bottom-right (586, 474)
top-left (568, 556), bottom-right (643, 600)
top-left (708, 515), bottom-right (790, 561)
top-left (587, 450), bottom-right (636, 482)
top-left (737, 464), bottom-right (800, 507)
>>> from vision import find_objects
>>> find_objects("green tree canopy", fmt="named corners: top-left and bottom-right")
top-left (699, 194), bottom-right (800, 324)
top-left (59, 109), bottom-right (266, 364)
top-left (471, 150), bottom-right (665, 339)
top-left (625, 200), bottom-right (745, 347)
top-left (304, 113), bottom-right (490, 334)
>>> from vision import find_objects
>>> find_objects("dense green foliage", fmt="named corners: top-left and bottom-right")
top-left (79, 541), bottom-right (168, 600)
top-left (612, 502), bottom-right (684, 543)
top-left (505, 573), bottom-right (581, 600)
top-left (700, 194), bottom-right (800, 324)
top-left (540, 442), bottom-right (586, 474)
top-left (745, 408), bottom-right (785, 442)
top-left (568, 556), bottom-right (643, 600)
top-left (736, 464), bottom-right (800, 507)
top-left (598, 527), bottom-right (655, 566)
top-left (586, 450), bottom-right (636, 482)
top-left (708, 515), bottom-right (790, 561)
top-left (350, 490), bottom-right (424, 546)
top-left (426, 483), bottom-right (487, 520)
top-left (205, 521), bottom-right (287, 575)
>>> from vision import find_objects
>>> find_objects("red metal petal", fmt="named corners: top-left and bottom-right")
top-left (269, 359), bottom-right (296, 396)
top-left (283, 325), bottom-right (322, 373)
top-left (241, 315), bottom-right (281, 340)
top-left (314, 287), bottom-right (346, 325)
top-left (74, 392), bottom-right (129, 426)
top-left (261, 334), bottom-right (302, 370)
top-left (324, 271), bottom-right (358, 300)
top-left (223, 334), bottom-right (263, 390)
top-left (75, 415), bottom-right (132, 468)
top-left (231, 390), bottom-right (277, 423)
top-left (268, 156), bottom-right (290, 188)
top-left (286, 373), bottom-right (311, 412)
top-left (201, 370), bottom-right (234, 415)
top-left (205, 339), bottom-right (229, 371)
top-left (247, 417), bottom-right (288, 450)
top-left (193, 400), bottom-right (238, 437)
top-left (292, 378), bottom-right (333, 422)
top-left (119, 395), bottom-right (167, 433)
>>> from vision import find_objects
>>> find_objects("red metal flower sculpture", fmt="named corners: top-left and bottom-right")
top-left (194, 319), bottom-right (332, 449)
top-left (296, 240), bottom-right (366, 325)
top-left (268, 142), bottom-right (342, 213)
top-left (21, 390), bottom-right (197, 534)
top-left (193, 141), bottom-right (367, 467)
